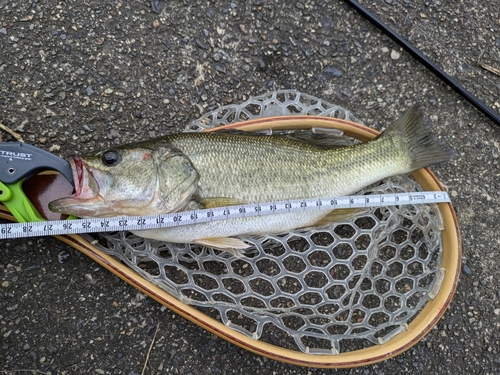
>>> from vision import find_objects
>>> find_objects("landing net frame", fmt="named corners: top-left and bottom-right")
top-left (0, 91), bottom-right (460, 368)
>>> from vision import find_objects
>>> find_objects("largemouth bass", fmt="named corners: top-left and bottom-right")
top-left (50, 104), bottom-right (455, 253)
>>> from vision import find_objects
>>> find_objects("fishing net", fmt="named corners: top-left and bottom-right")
top-left (186, 90), bottom-right (362, 130)
top-left (85, 90), bottom-right (445, 354)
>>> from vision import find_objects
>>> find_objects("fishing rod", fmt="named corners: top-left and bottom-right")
top-left (343, 0), bottom-right (500, 127)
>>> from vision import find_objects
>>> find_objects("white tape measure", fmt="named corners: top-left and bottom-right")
top-left (0, 191), bottom-right (450, 239)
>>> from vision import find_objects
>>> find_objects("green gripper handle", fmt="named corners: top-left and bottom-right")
top-left (0, 179), bottom-right (45, 223)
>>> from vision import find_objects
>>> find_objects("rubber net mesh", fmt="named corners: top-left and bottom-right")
top-left (85, 91), bottom-right (445, 354)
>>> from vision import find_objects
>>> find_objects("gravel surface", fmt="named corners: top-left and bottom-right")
top-left (1, 0), bottom-right (499, 374)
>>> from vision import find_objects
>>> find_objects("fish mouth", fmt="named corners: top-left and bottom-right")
top-left (67, 156), bottom-right (101, 200)
top-left (73, 157), bottom-right (87, 198)
top-left (48, 156), bottom-right (102, 215)
top-left (72, 157), bottom-right (82, 197)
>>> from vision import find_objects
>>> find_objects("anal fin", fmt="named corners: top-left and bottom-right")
top-left (194, 237), bottom-right (249, 258)
top-left (313, 208), bottom-right (369, 226)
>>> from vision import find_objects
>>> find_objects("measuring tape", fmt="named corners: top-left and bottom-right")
top-left (0, 191), bottom-right (450, 239)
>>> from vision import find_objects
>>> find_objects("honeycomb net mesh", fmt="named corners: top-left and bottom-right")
top-left (85, 91), bottom-right (445, 354)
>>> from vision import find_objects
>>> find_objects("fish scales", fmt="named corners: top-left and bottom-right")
top-left (165, 132), bottom-right (401, 203)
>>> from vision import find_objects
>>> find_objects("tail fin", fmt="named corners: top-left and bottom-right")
top-left (382, 104), bottom-right (456, 170)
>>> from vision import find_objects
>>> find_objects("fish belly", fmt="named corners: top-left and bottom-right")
top-left (132, 210), bottom-right (328, 244)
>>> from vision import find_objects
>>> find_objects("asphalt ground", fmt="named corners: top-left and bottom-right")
top-left (1, 0), bottom-right (499, 374)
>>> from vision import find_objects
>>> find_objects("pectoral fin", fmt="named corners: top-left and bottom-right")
top-left (199, 197), bottom-right (246, 209)
top-left (313, 208), bottom-right (369, 226)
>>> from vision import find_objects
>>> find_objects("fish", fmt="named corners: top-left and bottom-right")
top-left (49, 104), bottom-right (455, 255)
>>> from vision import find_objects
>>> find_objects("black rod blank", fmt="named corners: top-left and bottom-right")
top-left (344, 0), bottom-right (500, 127)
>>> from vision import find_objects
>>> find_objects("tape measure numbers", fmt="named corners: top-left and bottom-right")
top-left (0, 191), bottom-right (450, 239)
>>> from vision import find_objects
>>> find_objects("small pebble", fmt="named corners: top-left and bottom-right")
top-left (215, 63), bottom-right (226, 74)
top-left (213, 52), bottom-right (222, 61)
top-left (391, 50), bottom-right (401, 60)
top-left (62, 44), bottom-right (71, 54)
top-left (150, 0), bottom-right (164, 14)
top-left (205, 8), bottom-right (216, 18)
top-left (323, 66), bottom-right (343, 79)
top-left (107, 129), bottom-right (120, 139)
top-left (195, 39), bottom-right (209, 50)
top-left (47, 343), bottom-right (58, 354)
top-left (0, 28), bottom-right (7, 35)
top-left (58, 250), bottom-right (71, 264)
top-left (463, 264), bottom-right (472, 275)
top-left (27, 351), bottom-right (37, 361)
top-left (85, 273), bottom-right (96, 285)
top-left (86, 86), bottom-right (95, 96)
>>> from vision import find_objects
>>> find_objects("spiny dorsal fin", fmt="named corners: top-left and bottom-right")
top-left (212, 128), bottom-right (350, 149)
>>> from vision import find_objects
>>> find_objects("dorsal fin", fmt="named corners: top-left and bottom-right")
top-left (211, 128), bottom-right (351, 149)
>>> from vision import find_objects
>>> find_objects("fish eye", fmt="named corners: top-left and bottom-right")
top-left (101, 150), bottom-right (121, 166)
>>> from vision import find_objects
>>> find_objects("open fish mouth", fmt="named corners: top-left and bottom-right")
top-left (71, 157), bottom-right (82, 197)
top-left (69, 156), bottom-right (99, 199)
top-left (48, 156), bottom-right (102, 215)
top-left (72, 157), bottom-right (84, 198)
